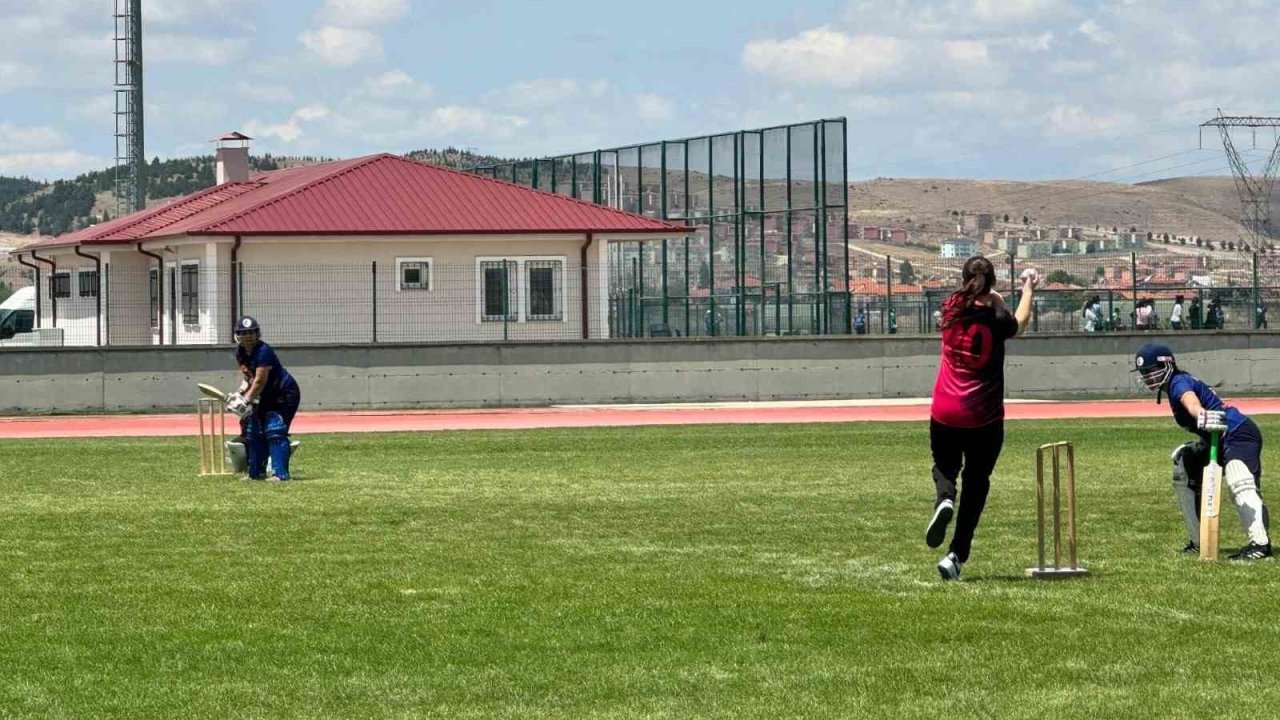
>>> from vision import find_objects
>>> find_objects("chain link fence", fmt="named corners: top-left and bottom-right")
top-left (5, 251), bottom-right (1280, 346)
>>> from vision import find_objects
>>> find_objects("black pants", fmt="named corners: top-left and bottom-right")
top-left (930, 419), bottom-right (1005, 563)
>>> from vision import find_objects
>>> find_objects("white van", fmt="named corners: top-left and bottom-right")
top-left (0, 286), bottom-right (36, 340)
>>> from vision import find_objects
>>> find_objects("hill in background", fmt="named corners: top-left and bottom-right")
top-left (0, 146), bottom-right (1272, 261)
top-left (0, 148), bottom-right (515, 245)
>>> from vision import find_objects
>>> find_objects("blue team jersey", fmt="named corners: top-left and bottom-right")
top-left (1167, 372), bottom-right (1247, 440)
top-left (235, 341), bottom-right (297, 402)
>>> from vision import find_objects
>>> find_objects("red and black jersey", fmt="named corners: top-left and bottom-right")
top-left (930, 298), bottom-right (1019, 429)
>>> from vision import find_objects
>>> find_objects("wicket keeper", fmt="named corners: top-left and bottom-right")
top-left (1132, 342), bottom-right (1272, 559)
top-left (230, 316), bottom-right (301, 481)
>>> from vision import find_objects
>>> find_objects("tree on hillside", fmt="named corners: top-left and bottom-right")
top-left (1046, 269), bottom-right (1085, 286)
top-left (1002, 214), bottom-right (1010, 222)
top-left (899, 259), bottom-right (916, 285)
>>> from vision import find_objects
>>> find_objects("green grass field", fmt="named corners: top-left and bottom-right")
top-left (2, 419), bottom-right (1279, 719)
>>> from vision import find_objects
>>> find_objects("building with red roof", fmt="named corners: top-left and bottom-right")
top-left (12, 139), bottom-right (689, 346)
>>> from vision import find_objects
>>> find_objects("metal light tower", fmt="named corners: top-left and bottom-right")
top-left (114, 0), bottom-right (144, 216)
top-left (1201, 110), bottom-right (1280, 250)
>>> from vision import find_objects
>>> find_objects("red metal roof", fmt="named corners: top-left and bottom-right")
top-left (26, 153), bottom-right (688, 250)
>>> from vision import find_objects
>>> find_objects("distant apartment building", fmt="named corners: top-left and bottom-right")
top-left (940, 237), bottom-right (979, 259)
top-left (996, 234), bottom-right (1023, 253)
top-left (962, 213), bottom-right (994, 232)
top-left (1058, 226), bottom-right (1082, 240)
top-left (1116, 232), bottom-right (1147, 249)
top-left (862, 226), bottom-right (879, 241)
top-left (1017, 241), bottom-right (1053, 259)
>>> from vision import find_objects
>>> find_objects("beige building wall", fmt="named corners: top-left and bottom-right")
top-left (103, 250), bottom-right (154, 346)
top-left (231, 234), bottom-right (619, 344)
top-left (151, 241), bottom-right (232, 346)
top-left (29, 252), bottom-right (101, 346)
top-left (29, 232), bottom-right (658, 346)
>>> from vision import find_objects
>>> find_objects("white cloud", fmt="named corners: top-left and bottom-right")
top-left (945, 40), bottom-right (988, 63)
top-left (969, 0), bottom-right (1064, 24)
top-left (743, 28), bottom-right (903, 87)
top-left (66, 94), bottom-right (115, 125)
top-left (317, 0), bottom-right (410, 28)
top-left (1042, 105), bottom-right (1136, 137)
top-left (299, 26), bottom-right (383, 66)
top-left (635, 93), bottom-right (674, 123)
top-left (0, 151), bottom-right (108, 179)
top-left (147, 0), bottom-right (254, 26)
top-left (149, 35), bottom-right (249, 65)
top-left (493, 78), bottom-right (580, 108)
top-left (294, 104), bottom-right (330, 122)
top-left (1076, 19), bottom-right (1111, 44)
top-left (244, 104), bottom-right (330, 143)
top-left (235, 81), bottom-right (296, 104)
top-left (421, 106), bottom-right (528, 139)
top-left (0, 123), bottom-right (67, 152)
top-left (363, 70), bottom-right (434, 100)
top-left (587, 79), bottom-right (612, 97)
top-left (0, 62), bottom-right (37, 91)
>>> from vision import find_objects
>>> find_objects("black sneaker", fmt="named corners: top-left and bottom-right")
top-left (1181, 541), bottom-right (1200, 555)
top-left (1228, 542), bottom-right (1274, 561)
top-left (926, 499), bottom-right (954, 549)
top-left (937, 551), bottom-right (962, 581)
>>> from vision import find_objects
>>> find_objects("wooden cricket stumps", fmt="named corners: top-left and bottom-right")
top-left (197, 398), bottom-right (231, 476)
top-left (1027, 441), bottom-right (1089, 579)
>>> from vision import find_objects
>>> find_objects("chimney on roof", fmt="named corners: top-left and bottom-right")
top-left (213, 131), bottom-right (252, 184)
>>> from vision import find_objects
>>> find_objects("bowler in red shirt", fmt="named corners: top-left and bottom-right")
top-left (927, 257), bottom-right (1038, 580)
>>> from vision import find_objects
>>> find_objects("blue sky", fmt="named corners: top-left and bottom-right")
top-left (2, 0), bottom-right (1278, 181)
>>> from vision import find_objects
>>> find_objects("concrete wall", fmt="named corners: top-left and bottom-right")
top-left (0, 332), bottom-right (1276, 414)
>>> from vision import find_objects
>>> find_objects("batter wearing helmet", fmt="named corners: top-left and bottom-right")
top-left (230, 316), bottom-right (301, 481)
top-left (1133, 342), bottom-right (1272, 560)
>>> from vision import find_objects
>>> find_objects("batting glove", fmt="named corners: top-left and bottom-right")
top-left (226, 393), bottom-right (252, 419)
top-left (1197, 409), bottom-right (1227, 433)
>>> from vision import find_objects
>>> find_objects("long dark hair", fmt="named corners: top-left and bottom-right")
top-left (941, 256), bottom-right (995, 329)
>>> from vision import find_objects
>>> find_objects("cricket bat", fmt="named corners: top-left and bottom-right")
top-left (197, 383), bottom-right (228, 401)
top-left (1199, 431), bottom-right (1223, 561)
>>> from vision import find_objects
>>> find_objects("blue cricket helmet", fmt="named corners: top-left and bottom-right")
top-left (1132, 342), bottom-right (1177, 402)
top-left (234, 315), bottom-right (260, 335)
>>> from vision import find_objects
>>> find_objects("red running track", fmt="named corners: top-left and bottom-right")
top-left (4, 398), bottom-right (1280, 439)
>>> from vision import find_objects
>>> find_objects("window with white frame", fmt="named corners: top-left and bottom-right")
top-left (78, 269), bottom-right (99, 298)
top-left (525, 259), bottom-right (563, 321)
top-left (180, 261), bottom-right (199, 325)
top-left (50, 272), bottom-right (71, 299)
top-left (397, 258), bottom-right (432, 291)
top-left (479, 260), bottom-right (518, 322)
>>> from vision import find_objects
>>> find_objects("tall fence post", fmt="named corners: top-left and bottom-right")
top-left (1253, 251), bottom-right (1261, 329)
top-left (371, 260), bottom-right (378, 343)
top-left (884, 255), bottom-right (892, 334)
top-left (104, 263), bottom-right (111, 346)
top-left (1130, 253), bottom-right (1139, 323)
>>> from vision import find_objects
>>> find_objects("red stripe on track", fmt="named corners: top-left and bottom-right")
top-left (3, 398), bottom-right (1280, 439)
